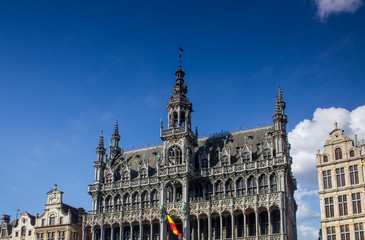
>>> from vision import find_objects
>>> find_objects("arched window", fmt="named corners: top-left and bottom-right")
top-left (150, 189), bottom-right (159, 207)
top-left (271, 209), bottom-right (281, 234)
top-left (132, 192), bottom-right (140, 209)
top-left (180, 111), bottom-right (185, 126)
top-left (350, 150), bottom-right (355, 157)
top-left (105, 196), bottom-right (112, 212)
top-left (167, 184), bottom-right (173, 203)
top-left (140, 169), bottom-right (147, 179)
top-left (201, 158), bottom-right (208, 168)
top-left (168, 146), bottom-right (182, 165)
top-left (259, 211), bottom-right (269, 235)
top-left (236, 177), bottom-right (246, 196)
top-left (247, 176), bottom-right (257, 195)
top-left (242, 152), bottom-right (250, 162)
top-left (141, 191), bottom-right (149, 208)
top-left (123, 194), bottom-right (131, 210)
top-left (263, 149), bottom-right (271, 160)
top-left (195, 183), bottom-right (203, 199)
top-left (215, 181), bottom-right (224, 198)
top-left (270, 174), bottom-right (277, 192)
top-left (259, 174), bottom-right (268, 194)
top-left (323, 155), bottom-right (328, 163)
top-left (99, 197), bottom-right (104, 213)
top-left (21, 226), bottom-right (26, 236)
top-left (225, 179), bottom-right (234, 197)
top-left (221, 155), bottom-right (229, 166)
top-left (335, 148), bottom-right (342, 160)
top-left (176, 183), bottom-right (183, 202)
top-left (173, 111), bottom-right (178, 127)
top-left (123, 171), bottom-right (130, 181)
top-left (114, 195), bottom-right (121, 212)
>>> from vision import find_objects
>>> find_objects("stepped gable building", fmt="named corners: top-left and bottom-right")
top-left (1, 215), bottom-right (13, 240)
top-left (317, 124), bottom-right (365, 240)
top-left (34, 185), bottom-right (87, 240)
top-left (11, 212), bottom-right (36, 240)
top-left (85, 66), bottom-right (297, 240)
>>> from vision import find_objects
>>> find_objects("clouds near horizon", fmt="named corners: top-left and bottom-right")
top-left (314, 0), bottom-right (363, 20)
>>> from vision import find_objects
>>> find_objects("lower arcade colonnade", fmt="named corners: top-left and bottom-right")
top-left (84, 207), bottom-right (282, 240)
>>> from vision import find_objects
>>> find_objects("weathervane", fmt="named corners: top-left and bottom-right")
top-left (178, 44), bottom-right (184, 66)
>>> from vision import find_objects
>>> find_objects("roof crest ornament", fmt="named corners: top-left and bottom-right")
top-left (178, 44), bottom-right (184, 66)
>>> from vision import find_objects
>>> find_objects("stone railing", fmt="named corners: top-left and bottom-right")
top-left (161, 126), bottom-right (186, 138)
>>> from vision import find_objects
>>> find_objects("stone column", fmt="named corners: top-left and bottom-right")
top-left (82, 216), bottom-right (87, 240)
top-left (92, 228), bottom-right (96, 240)
top-left (139, 222), bottom-right (142, 240)
top-left (255, 210), bottom-right (259, 238)
top-left (111, 227), bottom-right (114, 240)
top-left (183, 180), bottom-right (190, 240)
top-left (280, 208), bottom-right (284, 235)
top-left (197, 217), bottom-right (200, 240)
top-left (150, 223), bottom-right (153, 240)
top-left (120, 224), bottom-right (123, 240)
top-left (208, 211), bottom-right (212, 240)
top-left (220, 215), bottom-right (223, 240)
top-left (130, 225), bottom-right (132, 240)
top-left (160, 218), bottom-right (165, 240)
top-left (243, 213), bottom-right (246, 238)
top-left (268, 209), bottom-right (271, 235)
top-left (231, 213), bottom-right (234, 239)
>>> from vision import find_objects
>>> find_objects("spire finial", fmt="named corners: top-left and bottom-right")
top-left (178, 44), bottom-right (184, 66)
top-left (54, 184), bottom-right (57, 190)
top-left (114, 120), bottom-right (119, 135)
top-left (334, 122), bottom-right (338, 129)
top-left (98, 131), bottom-right (104, 148)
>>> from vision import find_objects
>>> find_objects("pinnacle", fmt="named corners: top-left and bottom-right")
top-left (113, 120), bottom-right (119, 136)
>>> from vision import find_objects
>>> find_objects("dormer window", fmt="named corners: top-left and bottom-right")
top-left (49, 217), bottom-right (55, 225)
top-left (221, 155), bottom-right (229, 166)
top-left (323, 156), bottom-right (328, 163)
top-left (350, 150), bottom-right (355, 157)
top-left (242, 152), bottom-right (250, 162)
top-left (140, 169), bottom-right (147, 179)
top-left (168, 146), bottom-right (182, 165)
top-left (263, 149), bottom-right (271, 160)
top-left (335, 148), bottom-right (342, 160)
top-left (122, 171), bottom-right (130, 181)
top-left (201, 158), bottom-right (208, 168)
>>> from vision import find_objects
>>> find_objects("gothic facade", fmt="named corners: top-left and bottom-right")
top-left (85, 66), bottom-right (297, 240)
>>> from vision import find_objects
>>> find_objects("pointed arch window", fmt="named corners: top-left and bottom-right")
top-left (236, 177), bottom-right (246, 196)
top-left (123, 194), bottom-right (131, 210)
top-left (194, 183), bottom-right (203, 200)
top-left (99, 197), bottom-right (104, 213)
top-left (259, 174), bottom-right (268, 193)
top-left (270, 174), bottom-right (277, 192)
top-left (335, 148), bottom-right (342, 160)
top-left (263, 149), bottom-right (271, 160)
top-left (247, 176), bottom-right (257, 195)
top-left (105, 196), bottom-right (112, 212)
top-left (140, 169), bottom-right (147, 179)
top-left (105, 174), bottom-right (112, 183)
top-left (114, 195), bottom-right (122, 212)
top-left (167, 184), bottom-right (174, 203)
top-left (225, 179), bottom-right (234, 197)
top-left (168, 146), bottom-right (182, 165)
top-left (123, 171), bottom-right (130, 181)
top-left (132, 192), bottom-right (140, 209)
top-left (150, 189), bottom-right (159, 207)
top-left (141, 191), bottom-right (149, 208)
top-left (221, 155), bottom-right (229, 166)
top-left (176, 183), bottom-right (183, 202)
top-left (242, 152), bottom-right (251, 162)
top-left (215, 181), bottom-right (224, 198)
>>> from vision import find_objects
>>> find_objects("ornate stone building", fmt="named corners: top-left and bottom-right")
top-left (85, 66), bottom-right (297, 240)
top-left (317, 124), bottom-right (365, 240)
top-left (0, 215), bottom-right (13, 240)
top-left (11, 212), bottom-right (35, 240)
top-left (34, 185), bottom-right (87, 240)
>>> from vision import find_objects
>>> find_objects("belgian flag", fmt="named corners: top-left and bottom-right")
top-left (167, 215), bottom-right (181, 237)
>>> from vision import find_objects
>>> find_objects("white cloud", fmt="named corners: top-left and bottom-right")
top-left (288, 105), bottom-right (365, 187)
top-left (298, 225), bottom-right (320, 240)
top-left (315, 0), bottom-right (363, 20)
top-left (295, 185), bottom-right (320, 221)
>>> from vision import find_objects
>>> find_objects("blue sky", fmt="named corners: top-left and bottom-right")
top-left (0, 1), bottom-right (364, 239)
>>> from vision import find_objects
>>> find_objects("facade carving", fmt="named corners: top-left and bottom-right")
top-left (317, 124), bottom-right (365, 240)
top-left (85, 66), bottom-right (297, 240)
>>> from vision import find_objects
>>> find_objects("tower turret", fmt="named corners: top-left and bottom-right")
top-left (94, 132), bottom-right (106, 183)
top-left (273, 88), bottom-right (289, 157)
top-left (110, 121), bottom-right (121, 157)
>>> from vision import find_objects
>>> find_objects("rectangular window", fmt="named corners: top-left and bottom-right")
top-left (325, 197), bottom-right (334, 218)
top-left (47, 232), bottom-right (54, 240)
top-left (2, 230), bottom-right (6, 237)
top-left (49, 217), bottom-right (55, 226)
top-left (15, 232), bottom-right (19, 237)
top-left (355, 223), bottom-right (364, 240)
top-left (340, 225), bottom-right (350, 240)
top-left (59, 231), bottom-right (65, 240)
top-left (41, 219), bottom-right (45, 226)
top-left (323, 170), bottom-right (332, 189)
top-left (59, 217), bottom-right (63, 224)
top-left (352, 192), bottom-right (362, 214)
top-left (338, 195), bottom-right (348, 216)
top-left (73, 232), bottom-right (79, 240)
top-left (37, 233), bottom-right (44, 240)
top-left (336, 168), bottom-right (346, 187)
top-left (28, 230), bottom-right (32, 236)
top-left (327, 226), bottom-right (336, 240)
top-left (350, 165), bottom-right (359, 185)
